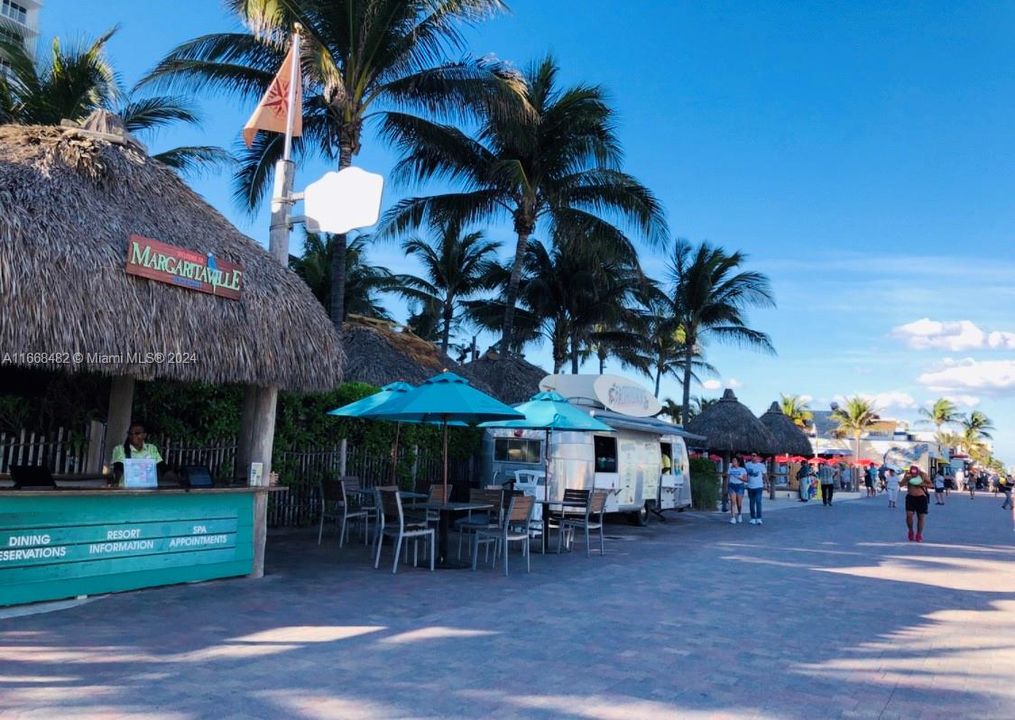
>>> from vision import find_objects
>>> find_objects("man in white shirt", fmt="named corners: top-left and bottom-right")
top-left (744, 453), bottom-right (768, 525)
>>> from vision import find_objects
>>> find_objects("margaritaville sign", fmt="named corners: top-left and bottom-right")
top-left (125, 234), bottom-right (243, 300)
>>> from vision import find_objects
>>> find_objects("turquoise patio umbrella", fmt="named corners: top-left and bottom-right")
top-left (361, 372), bottom-right (523, 500)
top-left (326, 382), bottom-right (415, 418)
top-left (480, 391), bottom-right (612, 502)
top-left (327, 382), bottom-right (416, 483)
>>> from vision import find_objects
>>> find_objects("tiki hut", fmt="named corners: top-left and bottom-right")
top-left (686, 389), bottom-right (777, 456)
top-left (341, 316), bottom-right (494, 394)
top-left (0, 123), bottom-right (342, 390)
top-left (758, 402), bottom-right (813, 457)
top-left (461, 350), bottom-right (548, 405)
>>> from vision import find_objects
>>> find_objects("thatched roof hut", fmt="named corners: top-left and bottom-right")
top-left (758, 402), bottom-right (813, 456)
top-left (686, 389), bottom-right (777, 454)
top-left (0, 124), bottom-right (342, 391)
top-left (341, 317), bottom-right (494, 395)
top-left (461, 350), bottom-right (548, 405)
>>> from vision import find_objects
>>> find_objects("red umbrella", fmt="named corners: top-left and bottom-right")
top-left (708, 453), bottom-right (723, 462)
top-left (789, 455), bottom-right (807, 463)
top-left (775, 454), bottom-right (793, 463)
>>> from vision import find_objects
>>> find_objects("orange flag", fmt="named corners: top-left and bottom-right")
top-left (242, 40), bottom-right (302, 149)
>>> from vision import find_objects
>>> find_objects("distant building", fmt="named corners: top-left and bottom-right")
top-left (0, 0), bottom-right (41, 78)
top-left (808, 409), bottom-right (948, 473)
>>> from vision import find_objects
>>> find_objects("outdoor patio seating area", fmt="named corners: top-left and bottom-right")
top-left (315, 478), bottom-right (610, 576)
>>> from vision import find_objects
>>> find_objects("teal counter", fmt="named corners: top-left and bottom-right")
top-left (0, 488), bottom-right (266, 607)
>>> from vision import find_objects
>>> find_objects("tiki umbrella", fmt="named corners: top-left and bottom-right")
top-left (759, 401), bottom-right (814, 498)
top-left (479, 391), bottom-right (612, 503)
top-left (686, 389), bottom-right (777, 511)
top-left (361, 372), bottom-right (523, 500)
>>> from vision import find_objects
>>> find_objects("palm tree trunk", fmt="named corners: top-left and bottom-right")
top-left (500, 227), bottom-right (531, 351)
top-left (329, 137), bottom-right (354, 332)
top-left (681, 345), bottom-right (693, 427)
top-left (440, 302), bottom-right (453, 356)
top-left (654, 368), bottom-right (662, 398)
top-left (570, 332), bottom-right (580, 374)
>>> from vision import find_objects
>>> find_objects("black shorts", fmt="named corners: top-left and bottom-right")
top-left (905, 493), bottom-right (929, 514)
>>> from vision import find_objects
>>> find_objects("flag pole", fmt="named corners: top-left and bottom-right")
top-left (282, 25), bottom-right (301, 163)
top-left (268, 24), bottom-right (301, 265)
top-left (251, 24), bottom-right (302, 579)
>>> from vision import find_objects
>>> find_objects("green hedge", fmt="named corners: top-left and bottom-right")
top-left (690, 457), bottom-right (721, 511)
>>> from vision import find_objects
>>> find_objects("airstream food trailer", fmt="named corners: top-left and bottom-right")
top-left (482, 375), bottom-right (698, 524)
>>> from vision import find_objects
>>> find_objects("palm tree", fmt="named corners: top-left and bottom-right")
top-left (960, 410), bottom-right (995, 453)
top-left (617, 307), bottom-right (716, 399)
top-left (780, 394), bottom-right (813, 429)
top-left (918, 398), bottom-right (964, 434)
top-left (659, 397), bottom-right (682, 424)
top-left (0, 28), bottom-right (229, 174)
top-left (381, 54), bottom-right (668, 350)
top-left (831, 397), bottom-right (879, 463)
top-left (289, 231), bottom-right (400, 320)
top-left (665, 239), bottom-right (776, 423)
top-left (144, 0), bottom-right (515, 332)
top-left (521, 239), bottom-right (649, 373)
top-left (396, 225), bottom-right (499, 354)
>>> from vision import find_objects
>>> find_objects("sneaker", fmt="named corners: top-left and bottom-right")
top-left (756, 519), bottom-right (763, 525)
top-left (730, 517), bottom-right (737, 524)
top-left (908, 529), bottom-right (915, 541)
top-left (737, 515), bottom-right (743, 524)
top-left (915, 534), bottom-right (923, 543)
top-left (749, 519), bottom-right (758, 525)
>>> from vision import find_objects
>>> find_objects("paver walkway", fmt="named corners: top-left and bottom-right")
top-left (1, 492), bottom-right (1013, 719)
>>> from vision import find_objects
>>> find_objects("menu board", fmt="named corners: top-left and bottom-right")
top-left (122, 459), bottom-right (157, 488)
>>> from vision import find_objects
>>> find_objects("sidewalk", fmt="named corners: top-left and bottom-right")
top-left (2, 491), bottom-right (1013, 719)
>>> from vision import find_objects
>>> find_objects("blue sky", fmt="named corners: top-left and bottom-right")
top-left (41, 1), bottom-right (1015, 463)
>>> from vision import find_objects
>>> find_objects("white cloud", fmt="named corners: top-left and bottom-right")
top-left (701, 378), bottom-right (741, 392)
top-left (918, 358), bottom-right (1015, 395)
top-left (890, 318), bottom-right (1015, 351)
top-left (867, 391), bottom-right (917, 410)
top-left (942, 394), bottom-right (980, 408)
top-left (830, 391), bottom-right (916, 413)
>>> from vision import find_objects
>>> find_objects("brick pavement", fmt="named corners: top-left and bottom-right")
top-left (1, 492), bottom-right (1013, 719)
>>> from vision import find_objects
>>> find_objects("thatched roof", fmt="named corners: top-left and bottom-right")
top-left (461, 350), bottom-right (548, 405)
top-left (341, 318), bottom-right (494, 395)
top-left (0, 124), bottom-right (342, 392)
top-left (686, 389), bottom-right (777, 454)
top-left (759, 402), bottom-right (814, 456)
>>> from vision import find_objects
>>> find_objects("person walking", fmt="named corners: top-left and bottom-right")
top-left (818, 462), bottom-right (835, 506)
top-left (745, 453), bottom-right (768, 525)
top-left (796, 462), bottom-right (814, 502)
top-left (904, 465), bottom-right (933, 542)
top-left (933, 469), bottom-right (946, 505)
top-left (968, 468), bottom-right (976, 499)
top-left (1000, 475), bottom-right (1013, 511)
top-left (864, 464), bottom-right (876, 497)
top-left (727, 456), bottom-right (747, 524)
top-left (955, 467), bottom-right (965, 499)
top-left (885, 467), bottom-right (899, 508)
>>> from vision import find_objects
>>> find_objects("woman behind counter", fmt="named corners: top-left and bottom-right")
top-left (111, 422), bottom-right (170, 483)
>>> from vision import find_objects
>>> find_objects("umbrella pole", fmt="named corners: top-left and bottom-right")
top-left (442, 421), bottom-right (449, 502)
top-left (390, 422), bottom-right (401, 485)
top-left (545, 429), bottom-right (551, 504)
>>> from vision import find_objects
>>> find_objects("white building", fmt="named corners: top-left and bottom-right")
top-left (0, 0), bottom-right (41, 76)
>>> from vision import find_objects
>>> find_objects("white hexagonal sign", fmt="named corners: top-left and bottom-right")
top-left (303, 166), bottom-right (385, 234)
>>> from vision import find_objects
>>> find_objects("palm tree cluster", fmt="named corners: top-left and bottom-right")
top-left (0, 27), bottom-right (229, 174)
top-left (8, 0), bottom-right (777, 414)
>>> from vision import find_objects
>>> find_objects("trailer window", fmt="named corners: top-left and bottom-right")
top-left (494, 438), bottom-right (542, 464)
top-left (594, 436), bottom-right (618, 473)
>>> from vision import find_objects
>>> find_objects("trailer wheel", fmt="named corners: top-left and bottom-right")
top-left (630, 506), bottom-right (649, 526)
